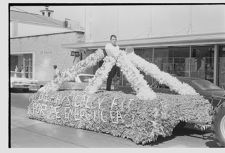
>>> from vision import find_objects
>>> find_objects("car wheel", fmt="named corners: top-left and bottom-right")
top-left (212, 102), bottom-right (225, 147)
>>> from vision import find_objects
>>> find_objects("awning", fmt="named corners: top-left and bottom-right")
top-left (62, 33), bottom-right (225, 50)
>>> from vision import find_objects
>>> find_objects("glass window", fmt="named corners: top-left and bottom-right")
top-left (190, 46), bottom-right (214, 83)
top-left (134, 47), bottom-right (153, 85)
top-left (169, 47), bottom-right (190, 77)
top-left (134, 47), bottom-right (153, 62)
top-left (10, 54), bottom-right (33, 79)
top-left (154, 47), bottom-right (170, 72)
top-left (219, 45), bottom-right (225, 89)
top-left (120, 47), bottom-right (153, 86)
top-left (154, 47), bottom-right (190, 77)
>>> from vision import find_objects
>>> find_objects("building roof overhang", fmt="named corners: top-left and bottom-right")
top-left (62, 32), bottom-right (225, 50)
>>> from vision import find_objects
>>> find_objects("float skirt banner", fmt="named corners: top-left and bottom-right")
top-left (27, 91), bottom-right (212, 145)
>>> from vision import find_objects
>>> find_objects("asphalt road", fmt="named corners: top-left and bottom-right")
top-left (10, 91), bottom-right (221, 148)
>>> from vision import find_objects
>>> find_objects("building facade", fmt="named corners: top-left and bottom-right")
top-left (10, 31), bottom-right (85, 81)
top-left (63, 5), bottom-right (225, 88)
top-left (10, 8), bottom-right (85, 81)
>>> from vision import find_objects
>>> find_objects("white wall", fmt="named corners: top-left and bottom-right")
top-left (10, 21), bottom-right (18, 37)
top-left (151, 5), bottom-right (190, 37)
top-left (12, 22), bottom-right (72, 37)
top-left (85, 5), bottom-right (225, 42)
top-left (191, 5), bottom-right (225, 34)
top-left (10, 32), bottom-right (85, 81)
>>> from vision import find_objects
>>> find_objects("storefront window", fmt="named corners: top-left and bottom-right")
top-left (190, 46), bottom-right (214, 83)
top-left (10, 54), bottom-right (33, 79)
top-left (118, 47), bottom-right (154, 86)
top-left (134, 48), bottom-right (153, 62)
top-left (154, 47), bottom-right (170, 73)
top-left (120, 46), bottom-right (190, 87)
top-left (219, 45), bottom-right (225, 89)
top-left (154, 47), bottom-right (190, 77)
top-left (119, 47), bottom-right (153, 86)
top-left (169, 47), bottom-right (190, 77)
top-left (135, 48), bottom-right (153, 85)
top-left (100, 45), bottom-right (218, 88)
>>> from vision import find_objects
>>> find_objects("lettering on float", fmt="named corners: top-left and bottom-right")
top-left (30, 93), bottom-right (135, 124)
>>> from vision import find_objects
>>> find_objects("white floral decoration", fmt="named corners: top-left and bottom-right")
top-left (85, 56), bottom-right (116, 94)
top-left (39, 47), bottom-right (198, 100)
top-left (127, 52), bottom-right (198, 95)
top-left (39, 49), bottom-right (105, 93)
top-left (116, 51), bottom-right (157, 100)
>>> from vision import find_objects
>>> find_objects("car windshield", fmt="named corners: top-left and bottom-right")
top-left (192, 80), bottom-right (221, 90)
top-left (79, 75), bottom-right (94, 83)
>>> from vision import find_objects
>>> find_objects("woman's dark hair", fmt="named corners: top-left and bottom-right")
top-left (110, 35), bottom-right (117, 40)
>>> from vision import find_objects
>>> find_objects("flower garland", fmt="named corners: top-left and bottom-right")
top-left (116, 51), bottom-right (157, 100)
top-left (79, 49), bottom-right (157, 100)
top-left (39, 48), bottom-right (197, 100)
top-left (85, 56), bottom-right (116, 94)
top-left (38, 49), bottom-right (105, 93)
top-left (127, 52), bottom-right (198, 95)
top-left (69, 48), bottom-right (105, 78)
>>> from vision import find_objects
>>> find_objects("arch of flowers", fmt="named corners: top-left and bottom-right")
top-left (39, 48), bottom-right (198, 100)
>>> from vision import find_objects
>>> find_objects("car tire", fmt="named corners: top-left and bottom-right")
top-left (212, 102), bottom-right (225, 147)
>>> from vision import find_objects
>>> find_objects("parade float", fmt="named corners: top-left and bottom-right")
top-left (27, 48), bottom-right (225, 146)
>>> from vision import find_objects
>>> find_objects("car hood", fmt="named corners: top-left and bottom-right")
top-left (203, 89), bottom-right (225, 98)
top-left (11, 77), bottom-right (38, 84)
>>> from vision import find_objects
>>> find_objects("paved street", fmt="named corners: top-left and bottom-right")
top-left (10, 91), bottom-right (220, 148)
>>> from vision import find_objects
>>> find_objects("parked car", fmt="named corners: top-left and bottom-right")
top-left (59, 73), bottom-right (114, 91)
top-left (150, 76), bottom-right (225, 147)
top-left (10, 77), bottom-right (39, 92)
top-left (151, 76), bottom-right (225, 107)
